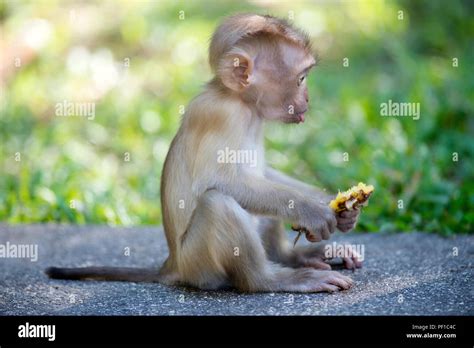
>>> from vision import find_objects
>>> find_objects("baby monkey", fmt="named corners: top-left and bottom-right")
top-left (47, 14), bottom-right (361, 292)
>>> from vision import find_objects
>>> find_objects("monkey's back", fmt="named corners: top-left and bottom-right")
top-left (160, 86), bottom-right (262, 260)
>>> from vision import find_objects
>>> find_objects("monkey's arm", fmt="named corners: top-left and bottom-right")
top-left (216, 173), bottom-right (336, 240)
top-left (265, 166), bottom-right (332, 203)
top-left (264, 167), bottom-right (362, 234)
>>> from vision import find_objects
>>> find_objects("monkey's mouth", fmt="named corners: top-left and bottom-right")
top-left (296, 112), bottom-right (305, 123)
top-left (292, 110), bottom-right (306, 123)
top-left (282, 110), bottom-right (306, 124)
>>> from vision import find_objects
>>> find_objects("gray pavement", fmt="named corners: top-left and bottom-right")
top-left (0, 224), bottom-right (472, 315)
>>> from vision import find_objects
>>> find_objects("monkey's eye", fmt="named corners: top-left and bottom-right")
top-left (298, 75), bottom-right (306, 86)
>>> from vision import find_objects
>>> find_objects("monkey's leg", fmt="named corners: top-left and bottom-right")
top-left (259, 217), bottom-right (293, 263)
top-left (179, 190), bottom-right (353, 293)
top-left (259, 217), bottom-right (330, 270)
top-left (259, 217), bottom-right (362, 270)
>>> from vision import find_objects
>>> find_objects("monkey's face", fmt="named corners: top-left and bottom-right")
top-left (246, 41), bottom-right (316, 124)
top-left (218, 38), bottom-right (315, 124)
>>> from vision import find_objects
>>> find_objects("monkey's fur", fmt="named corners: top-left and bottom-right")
top-left (47, 14), bottom-right (361, 293)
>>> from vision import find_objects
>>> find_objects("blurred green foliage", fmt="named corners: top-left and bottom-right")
top-left (1, 0), bottom-right (473, 234)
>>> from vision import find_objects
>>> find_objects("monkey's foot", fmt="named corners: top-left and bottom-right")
top-left (289, 243), bottom-right (363, 271)
top-left (283, 269), bottom-right (353, 293)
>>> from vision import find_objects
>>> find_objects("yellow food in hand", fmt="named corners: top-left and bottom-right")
top-left (291, 182), bottom-right (374, 246)
top-left (329, 182), bottom-right (374, 213)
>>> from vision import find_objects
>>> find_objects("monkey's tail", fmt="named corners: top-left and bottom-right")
top-left (45, 266), bottom-right (164, 283)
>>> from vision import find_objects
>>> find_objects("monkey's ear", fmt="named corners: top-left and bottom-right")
top-left (218, 50), bottom-right (254, 92)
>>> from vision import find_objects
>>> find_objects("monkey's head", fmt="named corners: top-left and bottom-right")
top-left (210, 14), bottom-right (316, 124)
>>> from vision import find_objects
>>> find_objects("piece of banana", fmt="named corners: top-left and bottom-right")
top-left (329, 182), bottom-right (374, 213)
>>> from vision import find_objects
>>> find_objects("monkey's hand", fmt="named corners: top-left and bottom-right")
top-left (336, 208), bottom-right (360, 232)
top-left (290, 243), bottom-right (363, 271)
top-left (292, 202), bottom-right (337, 244)
top-left (329, 182), bottom-right (374, 232)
